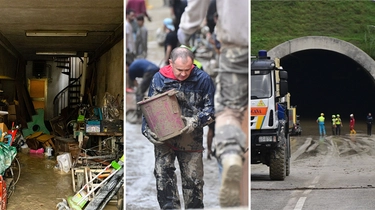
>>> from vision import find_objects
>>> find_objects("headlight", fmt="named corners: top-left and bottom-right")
top-left (258, 136), bottom-right (275, 143)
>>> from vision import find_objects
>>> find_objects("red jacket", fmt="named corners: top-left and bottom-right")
top-left (350, 118), bottom-right (355, 129)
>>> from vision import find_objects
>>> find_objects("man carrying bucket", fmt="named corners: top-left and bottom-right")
top-left (141, 47), bottom-right (215, 209)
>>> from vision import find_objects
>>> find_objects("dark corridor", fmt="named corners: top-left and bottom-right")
top-left (281, 49), bottom-right (375, 122)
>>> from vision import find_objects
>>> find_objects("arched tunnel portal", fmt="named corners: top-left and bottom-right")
top-left (267, 36), bottom-right (375, 124)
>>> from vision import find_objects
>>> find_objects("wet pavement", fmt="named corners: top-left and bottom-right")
top-left (6, 151), bottom-right (119, 210)
top-left (252, 117), bottom-right (375, 210)
top-left (6, 152), bottom-right (72, 210)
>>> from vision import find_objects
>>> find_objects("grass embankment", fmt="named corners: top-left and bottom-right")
top-left (251, 1), bottom-right (375, 58)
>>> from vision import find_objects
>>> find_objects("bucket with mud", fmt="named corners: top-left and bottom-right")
top-left (137, 89), bottom-right (185, 141)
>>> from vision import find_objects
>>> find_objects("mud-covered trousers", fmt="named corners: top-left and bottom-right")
top-left (154, 144), bottom-right (204, 209)
top-left (214, 46), bottom-right (248, 159)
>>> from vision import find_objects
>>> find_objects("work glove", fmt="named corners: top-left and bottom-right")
top-left (180, 116), bottom-right (198, 134)
top-left (143, 127), bottom-right (163, 145)
top-left (177, 29), bottom-right (192, 46)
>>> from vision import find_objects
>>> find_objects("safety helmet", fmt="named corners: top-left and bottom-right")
top-left (321, 113), bottom-right (324, 116)
top-left (337, 114), bottom-right (340, 117)
top-left (350, 114), bottom-right (354, 117)
top-left (332, 115), bottom-right (336, 118)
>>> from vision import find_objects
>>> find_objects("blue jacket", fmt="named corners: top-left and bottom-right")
top-left (128, 59), bottom-right (159, 81)
top-left (141, 65), bottom-right (215, 150)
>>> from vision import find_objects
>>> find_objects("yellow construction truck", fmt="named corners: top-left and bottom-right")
top-left (251, 50), bottom-right (291, 180)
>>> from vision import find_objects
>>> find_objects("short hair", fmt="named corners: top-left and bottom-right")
top-left (170, 47), bottom-right (194, 63)
top-left (136, 14), bottom-right (144, 21)
top-left (126, 9), bottom-right (134, 16)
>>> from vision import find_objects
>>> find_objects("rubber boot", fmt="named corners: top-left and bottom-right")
top-left (219, 153), bottom-right (242, 207)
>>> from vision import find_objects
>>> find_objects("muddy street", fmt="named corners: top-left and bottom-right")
top-left (125, 0), bottom-right (223, 209)
top-left (125, 122), bottom-right (221, 209)
top-left (251, 119), bottom-right (375, 209)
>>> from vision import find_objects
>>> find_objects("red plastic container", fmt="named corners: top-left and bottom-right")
top-left (0, 175), bottom-right (6, 209)
top-left (137, 89), bottom-right (185, 141)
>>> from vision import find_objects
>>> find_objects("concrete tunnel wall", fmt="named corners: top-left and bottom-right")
top-left (267, 36), bottom-right (375, 83)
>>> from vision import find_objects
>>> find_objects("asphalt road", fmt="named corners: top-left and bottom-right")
top-left (251, 120), bottom-right (375, 210)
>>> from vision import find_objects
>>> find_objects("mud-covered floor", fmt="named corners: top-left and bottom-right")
top-left (5, 151), bottom-right (119, 210)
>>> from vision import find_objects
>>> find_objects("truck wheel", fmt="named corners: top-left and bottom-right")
top-left (269, 145), bottom-right (286, 180)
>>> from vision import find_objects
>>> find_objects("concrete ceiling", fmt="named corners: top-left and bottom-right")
top-left (0, 1), bottom-right (124, 61)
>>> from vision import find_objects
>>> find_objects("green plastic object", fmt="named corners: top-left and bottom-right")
top-left (0, 142), bottom-right (17, 175)
top-left (77, 115), bottom-right (85, 122)
top-left (67, 196), bottom-right (84, 210)
top-left (111, 160), bottom-right (121, 170)
top-left (22, 108), bottom-right (50, 137)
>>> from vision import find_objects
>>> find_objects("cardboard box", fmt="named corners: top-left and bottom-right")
top-left (0, 123), bottom-right (8, 134)
top-left (0, 123), bottom-right (8, 142)
top-left (7, 105), bottom-right (16, 115)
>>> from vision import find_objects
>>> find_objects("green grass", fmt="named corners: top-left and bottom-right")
top-left (251, 1), bottom-right (375, 58)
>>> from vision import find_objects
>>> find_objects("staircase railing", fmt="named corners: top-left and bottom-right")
top-left (53, 75), bottom-right (82, 117)
top-left (53, 57), bottom-right (83, 117)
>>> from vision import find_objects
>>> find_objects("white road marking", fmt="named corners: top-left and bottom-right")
top-left (303, 185), bottom-right (314, 195)
top-left (312, 176), bottom-right (320, 184)
top-left (294, 197), bottom-right (307, 210)
top-left (288, 137), bottom-right (335, 210)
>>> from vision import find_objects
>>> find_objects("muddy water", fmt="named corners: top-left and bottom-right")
top-left (5, 152), bottom-right (119, 210)
top-left (6, 152), bottom-right (72, 209)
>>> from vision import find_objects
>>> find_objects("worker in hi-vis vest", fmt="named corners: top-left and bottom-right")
top-left (335, 114), bottom-right (342, 135)
top-left (331, 115), bottom-right (336, 135)
top-left (316, 113), bottom-right (326, 136)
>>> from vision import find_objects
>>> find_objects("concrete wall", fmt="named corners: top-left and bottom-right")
top-left (268, 36), bottom-right (375, 84)
top-left (94, 39), bottom-right (124, 119)
top-left (0, 45), bottom-right (18, 104)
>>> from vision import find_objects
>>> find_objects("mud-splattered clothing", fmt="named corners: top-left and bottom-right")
top-left (179, 0), bottom-right (249, 159)
top-left (141, 64), bottom-right (215, 209)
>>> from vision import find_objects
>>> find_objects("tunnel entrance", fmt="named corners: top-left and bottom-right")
top-left (281, 49), bottom-right (375, 121)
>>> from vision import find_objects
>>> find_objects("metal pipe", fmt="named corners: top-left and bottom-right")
top-left (80, 52), bottom-right (88, 103)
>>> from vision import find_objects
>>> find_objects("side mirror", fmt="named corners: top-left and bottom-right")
top-left (279, 80), bottom-right (288, 96)
top-left (279, 70), bottom-right (288, 80)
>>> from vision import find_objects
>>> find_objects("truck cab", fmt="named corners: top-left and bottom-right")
top-left (251, 50), bottom-right (291, 180)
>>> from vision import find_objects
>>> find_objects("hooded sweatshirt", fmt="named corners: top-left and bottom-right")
top-left (141, 64), bottom-right (215, 150)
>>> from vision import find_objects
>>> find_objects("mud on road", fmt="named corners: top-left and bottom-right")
top-left (253, 118), bottom-right (375, 183)
top-left (125, 122), bottom-right (221, 210)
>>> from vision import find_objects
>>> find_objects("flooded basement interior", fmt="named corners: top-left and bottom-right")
top-left (5, 139), bottom-right (122, 210)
